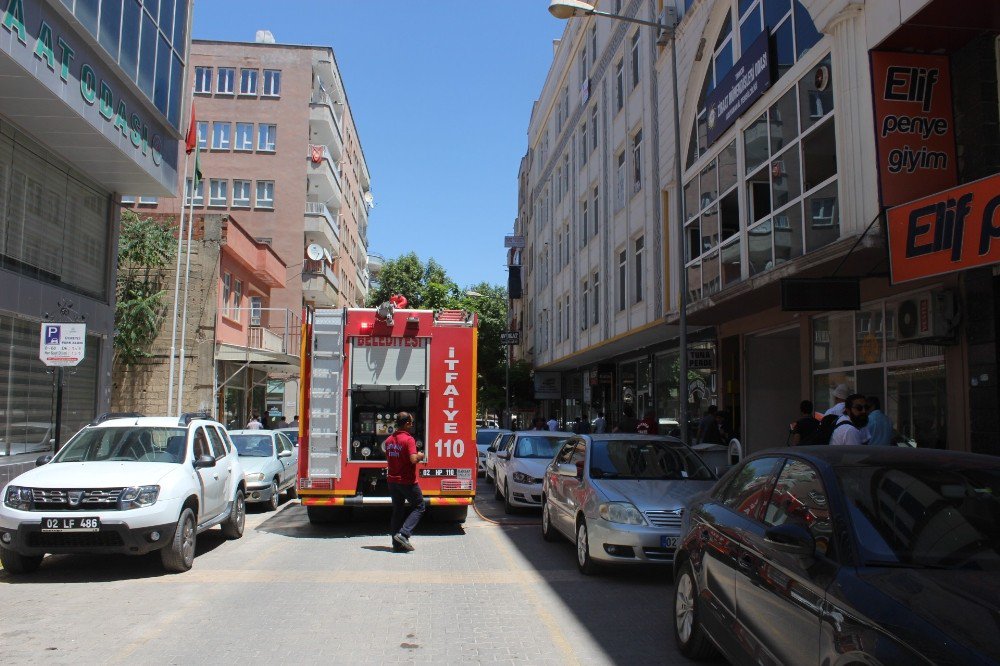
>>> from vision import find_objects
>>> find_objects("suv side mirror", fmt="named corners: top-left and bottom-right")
top-left (193, 454), bottom-right (216, 469)
top-left (497, 451), bottom-right (511, 460)
top-left (35, 454), bottom-right (53, 467)
top-left (764, 523), bottom-right (815, 557)
top-left (555, 462), bottom-right (579, 478)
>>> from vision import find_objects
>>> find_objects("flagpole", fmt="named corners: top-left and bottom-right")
top-left (176, 147), bottom-right (199, 416)
top-left (166, 152), bottom-right (190, 417)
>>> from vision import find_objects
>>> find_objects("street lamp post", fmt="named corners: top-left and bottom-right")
top-left (548, 0), bottom-right (689, 443)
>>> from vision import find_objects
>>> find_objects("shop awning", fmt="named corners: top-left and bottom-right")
top-left (215, 343), bottom-right (300, 374)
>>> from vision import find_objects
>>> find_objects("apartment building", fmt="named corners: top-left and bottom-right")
top-left (517, 0), bottom-right (1000, 456)
top-left (125, 35), bottom-right (373, 419)
top-left (1, 0), bottom-right (190, 454)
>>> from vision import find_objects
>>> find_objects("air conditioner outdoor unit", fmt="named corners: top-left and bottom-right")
top-left (896, 290), bottom-right (959, 345)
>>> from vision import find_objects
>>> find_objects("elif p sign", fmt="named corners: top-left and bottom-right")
top-left (39, 323), bottom-right (87, 367)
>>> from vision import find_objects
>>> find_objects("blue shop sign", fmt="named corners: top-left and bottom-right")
top-left (706, 31), bottom-right (774, 146)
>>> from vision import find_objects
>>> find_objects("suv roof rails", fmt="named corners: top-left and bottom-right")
top-left (90, 412), bottom-right (144, 426)
top-left (178, 411), bottom-right (220, 427)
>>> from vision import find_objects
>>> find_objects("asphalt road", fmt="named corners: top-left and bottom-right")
top-left (0, 482), bottom-right (709, 664)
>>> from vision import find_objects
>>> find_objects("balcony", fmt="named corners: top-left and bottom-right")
top-left (302, 258), bottom-right (340, 306)
top-left (304, 201), bottom-right (341, 251)
top-left (307, 144), bottom-right (343, 209)
top-left (309, 92), bottom-right (344, 161)
top-left (216, 308), bottom-right (301, 370)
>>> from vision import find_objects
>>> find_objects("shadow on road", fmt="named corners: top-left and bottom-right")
top-left (254, 504), bottom-right (466, 539)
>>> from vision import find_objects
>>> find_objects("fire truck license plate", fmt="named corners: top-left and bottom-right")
top-left (420, 468), bottom-right (458, 477)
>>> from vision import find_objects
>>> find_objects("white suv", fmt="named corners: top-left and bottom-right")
top-left (0, 413), bottom-right (246, 574)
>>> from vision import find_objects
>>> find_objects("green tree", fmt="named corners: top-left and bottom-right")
top-left (114, 210), bottom-right (176, 365)
top-left (366, 253), bottom-right (460, 310)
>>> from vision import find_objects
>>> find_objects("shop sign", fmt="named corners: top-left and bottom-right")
top-left (687, 348), bottom-right (715, 370)
top-left (705, 31), bottom-right (773, 146)
top-left (886, 171), bottom-right (1000, 283)
top-left (499, 331), bottom-right (520, 345)
top-left (870, 52), bottom-right (957, 207)
top-left (39, 323), bottom-right (86, 367)
top-left (533, 371), bottom-right (561, 400)
top-left (504, 235), bottom-right (525, 248)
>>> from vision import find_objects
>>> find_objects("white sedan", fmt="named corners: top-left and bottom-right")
top-left (494, 432), bottom-right (573, 514)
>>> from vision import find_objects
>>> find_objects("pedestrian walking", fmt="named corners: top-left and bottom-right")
top-left (573, 415), bottom-right (591, 434)
top-left (829, 394), bottom-right (869, 446)
top-left (791, 400), bottom-right (819, 445)
top-left (290, 415), bottom-right (300, 429)
top-left (275, 415), bottom-right (290, 428)
top-left (696, 405), bottom-right (723, 444)
top-left (385, 411), bottom-right (426, 552)
top-left (592, 411), bottom-right (606, 434)
top-left (246, 412), bottom-right (263, 430)
top-left (614, 406), bottom-right (637, 433)
top-left (547, 416), bottom-right (559, 431)
top-left (532, 417), bottom-right (547, 430)
top-left (637, 411), bottom-right (659, 435)
top-left (865, 396), bottom-right (893, 446)
top-left (824, 384), bottom-right (851, 417)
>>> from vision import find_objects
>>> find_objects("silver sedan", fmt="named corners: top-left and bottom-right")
top-left (542, 434), bottom-right (716, 574)
top-left (229, 430), bottom-right (298, 511)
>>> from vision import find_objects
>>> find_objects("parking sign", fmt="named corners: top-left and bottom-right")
top-left (39, 323), bottom-right (86, 366)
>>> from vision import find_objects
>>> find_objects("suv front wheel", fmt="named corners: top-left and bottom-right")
top-left (161, 508), bottom-right (196, 573)
top-left (0, 547), bottom-right (43, 574)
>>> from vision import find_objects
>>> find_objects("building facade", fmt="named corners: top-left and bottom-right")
top-left (516, 0), bottom-right (1000, 456)
top-left (124, 35), bottom-right (373, 419)
top-left (1, 0), bottom-right (190, 454)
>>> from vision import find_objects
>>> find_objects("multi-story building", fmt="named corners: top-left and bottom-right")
top-left (517, 0), bottom-right (1000, 456)
top-left (125, 34), bottom-right (373, 419)
top-left (0, 0), bottom-right (190, 455)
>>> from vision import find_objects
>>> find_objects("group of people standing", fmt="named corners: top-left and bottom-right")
top-left (243, 411), bottom-right (299, 431)
top-left (791, 383), bottom-right (893, 446)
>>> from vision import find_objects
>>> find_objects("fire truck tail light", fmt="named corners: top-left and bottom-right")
top-left (300, 478), bottom-right (311, 489)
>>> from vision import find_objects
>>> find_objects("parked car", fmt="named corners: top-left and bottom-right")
top-left (541, 434), bottom-right (716, 574)
top-left (229, 430), bottom-right (298, 511)
top-left (673, 446), bottom-right (1000, 664)
top-left (485, 431), bottom-right (513, 484)
top-left (495, 431), bottom-right (573, 513)
top-left (0, 413), bottom-right (246, 574)
top-left (476, 428), bottom-right (509, 478)
top-left (274, 427), bottom-right (299, 447)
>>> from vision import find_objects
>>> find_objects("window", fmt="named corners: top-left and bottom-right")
top-left (263, 69), bottom-right (281, 96)
top-left (222, 273), bottom-right (231, 316)
top-left (581, 280), bottom-right (589, 330)
top-left (556, 300), bottom-right (562, 342)
top-left (616, 151), bottom-right (626, 209)
top-left (630, 31), bottom-right (640, 89)
top-left (580, 199), bottom-right (589, 247)
top-left (255, 180), bottom-right (274, 208)
top-left (206, 426), bottom-right (227, 460)
top-left (719, 457), bottom-right (782, 518)
top-left (257, 124), bottom-right (277, 152)
top-left (232, 180), bottom-right (251, 207)
top-left (565, 295), bottom-right (571, 341)
top-left (196, 121), bottom-right (208, 150)
top-left (138, 196), bottom-right (158, 205)
top-left (763, 459), bottom-right (834, 556)
top-left (217, 67), bottom-right (234, 94)
top-left (235, 123), bottom-right (253, 151)
top-left (634, 236), bottom-right (644, 303)
top-left (617, 249), bottom-right (627, 311)
top-left (592, 272), bottom-right (600, 325)
top-left (579, 43), bottom-right (588, 85)
top-left (615, 59), bottom-right (624, 111)
top-left (185, 178), bottom-right (204, 206)
top-left (632, 129), bottom-right (642, 193)
top-left (194, 66), bottom-right (212, 94)
top-left (211, 122), bottom-right (231, 150)
top-left (193, 427), bottom-right (211, 459)
top-left (120, 195), bottom-right (136, 204)
top-left (232, 280), bottom-right (243, 321)
top-left (591, 25), bottom-right (598, 66)
top-left (591, 105), bottom-right (599, 151)
top-left (209, 179), bottom-right (228, 207)
top-left (592, 186), bottom-right (599, 236)
top-left (239, 68), bottom-right (258, 95)
top-left (580, 123), bottom-right (588, 166)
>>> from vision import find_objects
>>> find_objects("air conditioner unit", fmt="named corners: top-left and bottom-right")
top-left (896, 290), bottom-right (959, 345)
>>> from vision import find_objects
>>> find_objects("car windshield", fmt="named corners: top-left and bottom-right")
top-left (589, 439), bottom-right (714, 481)
top-left (514, 436), bottom-right (565, 459)
top-left (476, 430), bottom-right (499, 447)
top-left (231, 435), bottom-right (274, 457)
top-left (838, 465), bottom-right (1000, 571)
top-left (54, 427), bottom-right (187, 464)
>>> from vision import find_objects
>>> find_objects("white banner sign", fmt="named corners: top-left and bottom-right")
top-left (39, 323), bottom-right (87, 367)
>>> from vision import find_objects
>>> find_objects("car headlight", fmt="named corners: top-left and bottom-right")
top-left (245, 472), bottom-right (265, 482)
top-left (119, 485), bottom-right (159, 509)
top-left (4, 486), bottom-right (32, 511)
top-left (598, 502), bottom-right (647, 525)
top-left (512, 471), bottom-right (537, 484)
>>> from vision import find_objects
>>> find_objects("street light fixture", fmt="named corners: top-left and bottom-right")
top-left (548, 0), bottom-right (689, 443)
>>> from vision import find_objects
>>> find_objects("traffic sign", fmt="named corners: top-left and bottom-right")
top-left (500, 331), bottom-right (521, 345)
top-left (39, 323), bottom-right (86, 367)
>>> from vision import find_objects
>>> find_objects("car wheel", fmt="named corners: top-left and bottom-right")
top-left (673, 559), bottom-right (719, 660)
top-left (161, 508), bottom-right (196, 573)
top-left (0, 547), bottom-right (43, 574)
top-left (575, 518), bottom-right (599, 575)
top-left (494, 478), bottom-right (503, 501)
top-left (221, 490), bottom-right (246, 539)
top-left (267, 480), bottom-right (280, 511)
top-left (541, 499), bottom-right (558, 542)
top-left (285, 483), bottom-right (298, 500)
top-left (503, 482), bottom-right (515, 515)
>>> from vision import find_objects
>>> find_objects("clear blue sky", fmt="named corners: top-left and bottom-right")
top-left (192, 1), bottom-right (566, 290)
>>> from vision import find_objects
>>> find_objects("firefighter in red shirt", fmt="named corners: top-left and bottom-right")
top-left (385, 412), bottom-right (426, 551)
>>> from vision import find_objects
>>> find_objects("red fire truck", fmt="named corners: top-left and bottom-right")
top-left (297, 300), bottom-right (478, 523)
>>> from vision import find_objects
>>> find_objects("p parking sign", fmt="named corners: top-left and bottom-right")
top-left (39, 323), bottom-right (87, 366)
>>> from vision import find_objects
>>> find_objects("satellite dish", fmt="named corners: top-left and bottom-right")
top-left (363, 191), bottom-right (374, 208)
top-left (306, 243), bottom-right (324, 261)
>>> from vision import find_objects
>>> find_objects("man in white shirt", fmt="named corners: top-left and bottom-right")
top-left (547, 416), bottom-right (558, 431)
top-left (830, 394), bottom-right (869, 446)
top-left (824, 384), bottom-right (850, 417)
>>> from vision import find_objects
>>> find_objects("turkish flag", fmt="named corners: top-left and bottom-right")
top-left (184, 103), bottom-right (197, 155)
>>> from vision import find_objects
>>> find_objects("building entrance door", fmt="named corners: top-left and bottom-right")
top-left (744, 327), bottom-right (801, 453)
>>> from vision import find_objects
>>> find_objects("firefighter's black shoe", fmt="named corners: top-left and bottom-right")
top-left (393, 533), bottom-right (414, 551)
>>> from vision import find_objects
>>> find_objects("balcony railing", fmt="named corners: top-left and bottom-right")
top-left (307, 144), bottom-right (342, 196)
top-left (305, 201), bottom-right (340, 243)
top-left (221, 308), bottom-right (301, 357)
top-left (309, 91), bottom-right (345, 148)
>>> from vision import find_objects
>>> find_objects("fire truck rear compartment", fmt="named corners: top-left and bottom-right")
top-left (349, 388), bottom-right (426, 462)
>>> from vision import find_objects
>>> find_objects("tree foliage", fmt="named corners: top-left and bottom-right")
top-left (114, 210), bottom-right (176, 365)
top-left (366, 253), bottom-right (459, 310)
